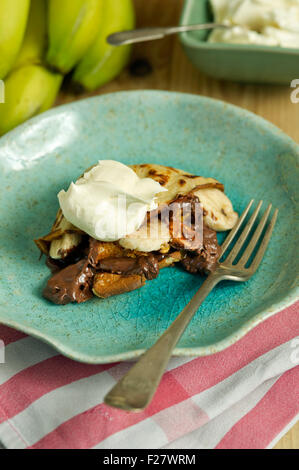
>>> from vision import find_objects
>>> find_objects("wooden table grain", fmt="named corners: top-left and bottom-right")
top-left (56, 0), bottom-right (298, 449)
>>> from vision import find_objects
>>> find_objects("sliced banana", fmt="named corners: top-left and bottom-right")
top-left (49, 215), bottom-right (82, 259)
top-left (119, 220), bottom-right (170, 253)
top-left (194, 188), bottom-right (238, 231)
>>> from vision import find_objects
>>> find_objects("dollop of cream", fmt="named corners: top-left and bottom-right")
top-left (209, 0), bottom-right (299, 48)
top-left (58, 160), bottom-right (167, 241)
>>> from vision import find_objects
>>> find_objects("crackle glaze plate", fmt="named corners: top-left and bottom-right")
top-left (0, 91), bottom-right (298, 363)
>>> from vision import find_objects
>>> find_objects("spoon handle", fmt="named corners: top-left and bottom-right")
top-left (107, 23), bottom-right (227, 46)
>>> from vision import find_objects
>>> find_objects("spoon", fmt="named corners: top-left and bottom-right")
top-left (107, 23), bottom-right (229, 46)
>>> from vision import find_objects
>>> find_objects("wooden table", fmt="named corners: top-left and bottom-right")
top-left (57, 0), bottom-right (299, 449)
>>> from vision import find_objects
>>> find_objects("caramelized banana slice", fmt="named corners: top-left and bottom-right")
top-left (49, 210), bottom-right (82, 259)
top-left (194, 188), bottom-right (238, 231)
top-left (89, 240), bottom-right (124, 266)
top-left (158, 251), bottom-right (182, 269)
top-left (35, 208), bottom-right (83, 258)
top-left (93, 273), bottom-right (145, 298)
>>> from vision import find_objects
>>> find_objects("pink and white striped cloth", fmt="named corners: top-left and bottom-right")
top-left (0, 302), bottom-right (298, 449)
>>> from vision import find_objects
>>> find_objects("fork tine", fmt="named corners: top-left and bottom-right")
top-left (221, 199), bottom-right (254, 256)
top-left (238, 203), bottom-right (272, 267)
top-left (226, 200), bottom-right (263, 264)
top-left (249, 209), bottom-right (278, 273)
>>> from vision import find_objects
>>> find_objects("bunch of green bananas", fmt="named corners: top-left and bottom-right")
top-left (0, 0), bottom-right (135, 135)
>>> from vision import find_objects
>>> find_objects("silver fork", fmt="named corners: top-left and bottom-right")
top-left (104, 200), bottom-right (278, 412)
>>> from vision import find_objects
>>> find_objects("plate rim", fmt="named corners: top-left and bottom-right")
top-left (0, 297), bottom-right (297, 364)
top-left (0, 90), bottom-right (298, 363)
top-left (1, 89), bottom-right (299, 153)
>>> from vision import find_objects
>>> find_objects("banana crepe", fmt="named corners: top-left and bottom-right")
top-left (35, 163), bottom-right (238, 304)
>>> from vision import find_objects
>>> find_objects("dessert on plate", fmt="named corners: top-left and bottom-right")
top-left (35, 160), bottom-right (238, 304)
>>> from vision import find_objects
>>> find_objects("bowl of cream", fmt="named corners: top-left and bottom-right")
top-left (180, 0), bottom-right (299, 84)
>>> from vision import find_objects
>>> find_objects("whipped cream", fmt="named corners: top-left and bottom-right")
top-left (208, 0), bottom-right (299, 48)
top-left (58, 160), bottom-right (167, 241)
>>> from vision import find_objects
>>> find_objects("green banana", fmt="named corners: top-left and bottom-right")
top-left (0, 0), bottom-right (63, 135)
top-left (0, 65), bottom-right (62, 136)
top-left (14, 0), bottom-right (48, 69)
top-left (73, 0), bottom-right (135, 91)
top-left (46, 0), bottom-right (104, 74)
top-left (0, 0), bottom-right (31, 79)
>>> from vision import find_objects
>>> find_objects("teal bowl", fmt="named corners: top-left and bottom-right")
top-left (180, 0), bottom-right (299, 84)
top-left (0, 91), bottom-right (298, 363)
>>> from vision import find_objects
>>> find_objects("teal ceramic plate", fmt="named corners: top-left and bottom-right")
top-left (0, 91), bottom-right (298, 363)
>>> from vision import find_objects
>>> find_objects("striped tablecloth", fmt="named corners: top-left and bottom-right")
top-left (0, 302), bottom-right (298, 449)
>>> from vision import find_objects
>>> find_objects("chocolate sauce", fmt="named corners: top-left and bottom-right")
top-left (43, 259), bottom-right (94, 305)
top-left (98, 254), bottom-right (159, 280)
top-left (181, 225), bottom-right (221, 274)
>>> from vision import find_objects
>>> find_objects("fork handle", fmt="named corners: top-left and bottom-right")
top-left (104, 271), bottom-right (221, 412)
